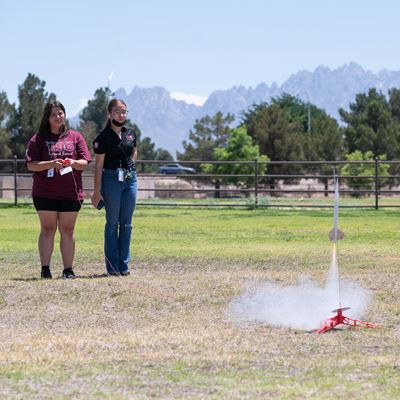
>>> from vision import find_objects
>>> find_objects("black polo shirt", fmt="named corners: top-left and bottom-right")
top-left (93, 124), bottom-right (139, 170)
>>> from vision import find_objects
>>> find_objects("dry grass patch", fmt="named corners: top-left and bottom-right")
top-left (1, 259), bottom-right (399, 399)
top-left (0, 207), bottom-right (399, 398)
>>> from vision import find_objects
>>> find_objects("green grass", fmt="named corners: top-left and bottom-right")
top-left (0, 205), bottom-right (399, 399)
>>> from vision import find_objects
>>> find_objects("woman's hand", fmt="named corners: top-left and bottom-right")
top-left (27, 159), bottom-right (63, 172)
top-left (53, 159), bottom-right (64, 170)
top-left (91, 191), bottom-right (103, 208)
top-left (92, 153), bottom-right (105, 207)
top-left (63, 158), bottom-right (88, 170)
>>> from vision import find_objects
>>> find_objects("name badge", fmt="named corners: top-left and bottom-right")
top-left (60, 166), bottom-right (73, 175)
top-left (118, 168), bottom-right (124, 182)
top-left (47, 168), bottom-right (54, 178)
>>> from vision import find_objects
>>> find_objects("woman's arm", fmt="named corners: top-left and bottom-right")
top-left (66, 159), bottom-right (88, 171)
top-left (27, 160), bottom-right (63, 172)
top-left (91, 153), bottom-right (105, 207)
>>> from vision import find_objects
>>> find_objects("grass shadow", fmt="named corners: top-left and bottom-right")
top-left (11, 273), bottom-right (113, 281)
top-left (11, 277), bottom-right (41, 282)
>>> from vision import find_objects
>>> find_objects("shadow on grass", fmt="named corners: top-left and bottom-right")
top-left (11, 273), bottom-right (115, 282)
top-left (78, 273), bottom-right (118, 279)
top-left (11, 277), bottom-right (41, 282)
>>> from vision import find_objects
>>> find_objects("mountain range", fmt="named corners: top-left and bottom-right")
top-left (108, 62), bottom-right (400, 156)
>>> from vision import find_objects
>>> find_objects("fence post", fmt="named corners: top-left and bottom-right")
top-left (254, 158), bottom-right (259, 208)
top-left (13, 155), bottom-right (18, 206)
top-left (374, 157), bottom-right (379, 210)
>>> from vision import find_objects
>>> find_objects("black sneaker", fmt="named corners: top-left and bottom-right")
top-left (107, 271), bottom-right (120, 277)
top-left (62, 268), bottom-right (75, 279)
top-left (41, 266), bottom-right (52, 279)
top-left (120, 271), bottom-right (130, 276)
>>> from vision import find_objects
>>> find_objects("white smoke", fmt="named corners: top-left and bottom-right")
top-left (108, 71), bottom-right (115, 85)
top-left (228, 245), bottom-right (372, 331)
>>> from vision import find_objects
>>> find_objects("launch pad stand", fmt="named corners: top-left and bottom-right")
top-left (316, 307), bottom-right (377, 334)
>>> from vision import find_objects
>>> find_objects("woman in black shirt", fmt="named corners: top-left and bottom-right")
top-left (92, 99), bottom-right (139, 276)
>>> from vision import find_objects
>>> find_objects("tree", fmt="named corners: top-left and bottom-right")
top-left (154, 148), bottom-right (173, 161)
top-left (79, 87), bottom-right (112, 146)
top-left (177, 112), bottom-right (234, 161)
top-left (339, 88), bottom-right (400, 159)
top-left (388, 88), bottom-right (400, 181)
top-left (243, 102), bottom-right (304, 162)
top-left (388, 88), bottom-right (400, 122)
top-left (272, 94), bottom-right (313, 132)
top-left (176, 112), bottom-right (235, 196)
top-left (0, 91), bottom-right (15, 162)
top-left (138, 136), bottom-right (156, 160)
top-left (275, 94), bottom-right (345, 195)
top-left (272, 93), bottom-right (344, 162)
top-left (136, 131), bottom-right (173, 172)
top-left (242, 103), bottom-right (304, 191)
top-left (136, 133), bottom-right (173, 163)
top-left (202, 126), bottom-right (269, 193)
top-left (340, 151), bottom-right (390, 197)
top-left (9, 73), bottom-right (55, 157)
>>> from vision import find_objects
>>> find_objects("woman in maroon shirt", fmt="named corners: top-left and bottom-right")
top-left (26, 101), bottom-right (91, 279)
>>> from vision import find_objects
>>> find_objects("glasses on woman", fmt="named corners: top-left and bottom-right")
top-left (112, 108), bottom-right (128, 116)
top-left (50, 111), bottom-right (64, 119)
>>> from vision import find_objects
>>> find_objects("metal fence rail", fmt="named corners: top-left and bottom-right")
top-left (1, 157), bottom-right (400, 209)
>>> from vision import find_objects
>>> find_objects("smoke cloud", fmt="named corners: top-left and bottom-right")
top-left (228, 245), bottom-right (372, 330)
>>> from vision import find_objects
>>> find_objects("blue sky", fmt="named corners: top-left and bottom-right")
top-left (1, 0), bottom-right (399, 115)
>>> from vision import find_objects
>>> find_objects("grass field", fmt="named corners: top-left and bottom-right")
top-left (0, 205), bottom-right (399, 399)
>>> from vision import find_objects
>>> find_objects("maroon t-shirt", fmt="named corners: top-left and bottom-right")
top-left (25, 130), bottom-right (91, 200)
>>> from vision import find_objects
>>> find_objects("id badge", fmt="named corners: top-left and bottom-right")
top-left (60, 166), bottom-right (73, 175)
top-left (118, 168), bottom-right (124, 182)
top-left (47, 168), bottom-right (54, 178)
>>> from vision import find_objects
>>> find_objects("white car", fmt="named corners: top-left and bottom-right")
top-left (159, 163), bottom-right (196, 174)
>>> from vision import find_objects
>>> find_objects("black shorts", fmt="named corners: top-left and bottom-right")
top-left (33, 197), bottom-right (83, 212)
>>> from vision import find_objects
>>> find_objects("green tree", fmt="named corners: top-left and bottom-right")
top-left (138, 136), bottom-right (156, 160)
top-left (388, 88), bottom-right (400, 183)
top-left (154, 148), bottom-right (173, 162)
top-left (340, 151), bottom-right (390, 197)
top-left (0, 91), bottom-right (15, 162)
top-left (177, 112), bottom-right (235, 196)
top-left (243, 103), bottom-right (304, 191)
top-left (272, 94), bottom-right (313, 132)
top-left (274, 93), bottom-right (347, 194)
top-left (388, 88), bottom-right (400, 122)
top-left (243, 103), bottom-right (304, 162)
top-left (272, 93), bottom-right (344, 161)
top-left (136, 132), bottom-right (173, 172)
top-left (202, 126), bottom-right (269, 192)
top-left (9, 73), bottom-right (55, 157)
top-left (177, 112), bottom-right (234, 161)
top-left (79, 87), bottom-right (112, 145)
top-left (339, 88), bottom-right (400, 159)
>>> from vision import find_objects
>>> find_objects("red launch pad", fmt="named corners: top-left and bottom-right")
top-left (316, 307), bottom-right (377, 334)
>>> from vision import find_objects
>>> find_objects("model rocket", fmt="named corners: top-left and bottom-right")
top-left (316, 172), bottom-right (376, 333)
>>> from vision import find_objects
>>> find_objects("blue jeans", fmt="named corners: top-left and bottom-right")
top-left (101, 169), bottom-right (137, 274)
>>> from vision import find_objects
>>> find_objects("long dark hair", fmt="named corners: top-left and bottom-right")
top-left (104, 98), bottom-right (127, 130)
top-left (38, 100), bottom-right (68, 135)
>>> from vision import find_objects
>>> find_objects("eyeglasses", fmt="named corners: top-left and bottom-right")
top-left (50, 112), bottom-right (64, 118)
top-left (112, 109), bottom-right (128, 116)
